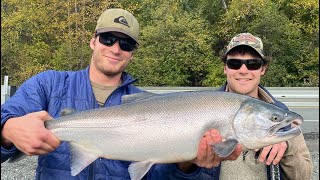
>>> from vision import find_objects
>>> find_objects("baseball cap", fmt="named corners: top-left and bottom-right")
top-left (226, 33), bottom-right (265, 57)
top-left (95, 8), bottom-right (140, 44)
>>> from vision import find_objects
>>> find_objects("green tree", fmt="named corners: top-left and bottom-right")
top-left (127, 1), bottom-right (215, 86)
top-left (274, 0), bottom-right (319, 86)
top-left (206, 0), bottom-right (318, 87)
top-left (1, 0), bottom-right (318, 87)
top-left (1, 0), bottom-right (121, 85)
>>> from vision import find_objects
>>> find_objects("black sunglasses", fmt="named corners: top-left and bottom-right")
top-left (226, 59), bottom-right (264, 70)
top-left (97, 32), bottom-right (137, 52)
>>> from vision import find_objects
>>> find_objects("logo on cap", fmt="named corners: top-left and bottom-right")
top-left (233, 34), bottom-right (258, 43)
top-left (226, 33), bottom-right (265, 57)
top-left (114, 16), bottom-right (130, 28)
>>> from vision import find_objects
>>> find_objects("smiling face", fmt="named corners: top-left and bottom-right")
top-left (224, 49), bottom-right (266, 98)
top-left (89, 32), bottom-right (135, 79)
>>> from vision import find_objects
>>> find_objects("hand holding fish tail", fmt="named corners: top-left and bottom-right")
top-left (257, 142), bottom-right (287, 165)
top-left (1, 111), bottom-right (61, 156)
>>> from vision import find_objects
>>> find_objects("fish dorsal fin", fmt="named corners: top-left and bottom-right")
top-left (128, 161), bottom-right (154, 180)
top-left (121, 92), bottom-right (158, 104)
top-left (60, 108), bottom-right (77, 116)
top-left (212, 139), bottom-right (238, 158)
top-left (69, 142), bottom-right (100, 176)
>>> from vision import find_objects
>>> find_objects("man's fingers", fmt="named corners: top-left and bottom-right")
top-left (209, 130), bottom-right (223, 167)
top-left (197, 137), bottom-right (207, 163)
top-left (33, 111), bottom-right (54, 122)
top-left (28, 148), bottom-right (51, 156)
top-left (16, 141), bottom-right (54, 156)
top-left (272, 148), bottom-right (284, 165)
top-left (194, 129), bottom-right (242, 168)
top-left (273, 149), bottom-right (285, 165)
top-left (210, 129), bottom-right (222, 143)
top-left (36, 143), bottom-right (56, 154)
top-left (260, 143), bottom-right (288, 165)
top-left (272, 143), bottom-right (287, 165)
top-left (209, 129), bottom-right (221, 159)
top-left (265, 146), bottom-right (279, 165)
top-left (259, 145), bottom-right (272, 162)
top-left (44, 133), bottom-right (61, 149)
top-left (205, 132), bottom-right (215, 166)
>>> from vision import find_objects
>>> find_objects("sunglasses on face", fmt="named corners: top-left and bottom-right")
top-left (226, 59), bottom-right (264, 70)
top-left (97, 32), bottom-right (137, 52)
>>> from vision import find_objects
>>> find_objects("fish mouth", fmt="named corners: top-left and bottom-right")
top-left (270, 118), bottom-right (303, 136)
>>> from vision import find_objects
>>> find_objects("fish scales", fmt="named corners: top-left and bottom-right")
top-left (46, 91), bottom-right (244, 161)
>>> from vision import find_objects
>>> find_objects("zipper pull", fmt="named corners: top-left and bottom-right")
top-left (242, 151), bottom-right (249, 161)
top-left (254, 149), bottom-right (261, 164)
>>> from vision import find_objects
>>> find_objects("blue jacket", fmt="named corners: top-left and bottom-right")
top-left (218, 83), bottom-right (288, 180)
top-left (1, 67), bottom-right (219, 180)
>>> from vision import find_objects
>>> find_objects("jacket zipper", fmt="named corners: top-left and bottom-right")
top-left (88, 161), bottom-right (94, 180)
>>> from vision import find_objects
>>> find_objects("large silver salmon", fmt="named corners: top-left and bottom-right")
top-left (10, 91), bottom-right (303, 180)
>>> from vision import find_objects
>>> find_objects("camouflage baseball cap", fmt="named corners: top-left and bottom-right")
top-left (95, 8), bottom-right (140, 44)
top-left (226, 33), bottom-right (265, 57)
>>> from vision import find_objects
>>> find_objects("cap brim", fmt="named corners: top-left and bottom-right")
top-left (226, 44), bottom-right (264, 58)
top-left (96, 27), bottom-right (139, 44)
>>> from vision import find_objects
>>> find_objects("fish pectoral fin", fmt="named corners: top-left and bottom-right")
top-left (212, 139), bottom-right (238, 158)
top-left (128, 161), bottom-right (155, 180)
top-left (60, 108), bottom-right (77, 116)
top-left (69, 142), bottom-right (100, 176)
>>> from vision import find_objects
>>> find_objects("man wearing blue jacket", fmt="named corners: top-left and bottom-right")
top-left (217, 33), bottom-right (312, 179)
top-left (1, 8), bottom-right (241, 179)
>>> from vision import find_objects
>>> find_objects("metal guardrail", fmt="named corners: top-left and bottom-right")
top-left (1, 76), bottom-right (319, 107)
top-left (139, 86), bottom-right (319, 108)
top-left (266, 87), bottom-right (319, 107)
top-left (1, 76), bottom-right (11, 105)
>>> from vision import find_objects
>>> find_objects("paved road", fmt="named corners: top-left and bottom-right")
top-left (290, 107), bottom-right (319, 133)
top-left (1, 132), bottom-right (318, 180)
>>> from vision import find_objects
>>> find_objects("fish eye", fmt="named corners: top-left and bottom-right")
top-left (271, 116), bottom-right (279, 121)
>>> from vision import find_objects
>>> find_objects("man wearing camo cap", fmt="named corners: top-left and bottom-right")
top-left (216, 32), bottom-right (313, 180)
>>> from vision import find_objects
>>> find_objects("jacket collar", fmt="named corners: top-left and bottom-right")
top-left (120, 72), bottom-right (138, 87)
top-left (220, 83), bottom-right (275, 104)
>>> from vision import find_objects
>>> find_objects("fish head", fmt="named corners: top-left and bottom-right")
top-left (233, 98), bottom-right (303, 150)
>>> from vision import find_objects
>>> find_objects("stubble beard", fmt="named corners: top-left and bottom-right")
top-left (95, 60), bottom-right (128, 77)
